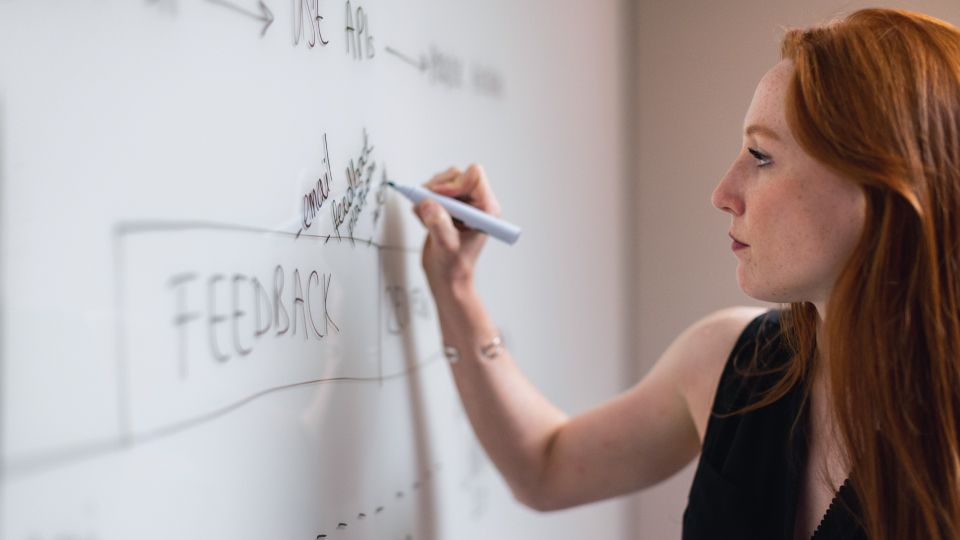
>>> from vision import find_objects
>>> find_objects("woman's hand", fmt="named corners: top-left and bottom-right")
top-left (414, 164), bottom-right (501, 296)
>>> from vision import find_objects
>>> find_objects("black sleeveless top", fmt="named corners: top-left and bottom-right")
top-left (682, 310), bottom-right (867, 539)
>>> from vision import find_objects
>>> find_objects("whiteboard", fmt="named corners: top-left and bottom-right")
top-left (0, 1), bottom-right (632, 538)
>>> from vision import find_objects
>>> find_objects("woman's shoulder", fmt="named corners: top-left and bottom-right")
top-left (671, 306), bottom-right (772, 442)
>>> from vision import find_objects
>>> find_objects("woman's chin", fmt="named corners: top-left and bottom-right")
top-left (735, 266), bottom-right (755, 297)
top-left (736, 269), bottom-right (790, 304)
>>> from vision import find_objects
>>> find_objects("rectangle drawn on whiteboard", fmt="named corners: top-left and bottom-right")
top-left (114, 221), bottom-right (434, 437)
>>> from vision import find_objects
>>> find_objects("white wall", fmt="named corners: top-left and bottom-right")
top-left (0, 1), bottom-right (634, 539)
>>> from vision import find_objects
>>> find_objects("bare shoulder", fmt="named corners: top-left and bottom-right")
top-left (668, 306), bottom-right (768, 442)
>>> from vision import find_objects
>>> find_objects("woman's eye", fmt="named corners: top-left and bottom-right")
top-left (748, 147), bottom-right (772, 167)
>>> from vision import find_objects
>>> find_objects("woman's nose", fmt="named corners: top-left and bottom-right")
top-left (711, 162), bottom-right (745, 216)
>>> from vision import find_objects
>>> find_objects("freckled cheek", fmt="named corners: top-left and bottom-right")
top-left (749, 206), bottom-right (817, 268)
top-left (811, 194), bottom-right (863, 256)
top-left (747, 202), bottom-right (787, 252)
top-left (817, 215), bottom-right (862, 270)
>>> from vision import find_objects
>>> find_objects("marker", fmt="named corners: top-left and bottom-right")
top-left (388, 182), bottom-right (522, 245)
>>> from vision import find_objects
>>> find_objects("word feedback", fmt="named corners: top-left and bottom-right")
top-left (169, 265), bottom-right (338, 377)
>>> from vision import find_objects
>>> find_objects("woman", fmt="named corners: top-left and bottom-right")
top-left (413, 8), bottom-right (960, 539)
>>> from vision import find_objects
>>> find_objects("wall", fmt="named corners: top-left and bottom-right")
top-left (0, 1), bottom-right (635, 539)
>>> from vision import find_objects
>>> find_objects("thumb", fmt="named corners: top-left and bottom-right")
top-left (416, 199), bottom-right (460, 252)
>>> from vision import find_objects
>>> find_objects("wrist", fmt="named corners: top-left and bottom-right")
top-left (427, 280), bottom-right (498, 345)
top-left (428, 274), bottom-right (478, 305)
top-left (443, 332), bottom-right (504, 364)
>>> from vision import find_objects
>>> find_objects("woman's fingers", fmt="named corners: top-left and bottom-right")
top-left (460, 164), bottom-right (501, 216)
top-left (425, 164), bottom-right (501, 217)
top-left (417, 164), bottom-right (494, 286)
top-left (426, 166), bottom-right (461, 188)
top-left (415, 199), bottom-right (460, 253)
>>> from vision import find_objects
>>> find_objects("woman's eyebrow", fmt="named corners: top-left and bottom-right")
top-left (745, 124), bottom-right (782, 141)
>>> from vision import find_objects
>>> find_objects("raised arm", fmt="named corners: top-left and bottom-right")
top-left (414, 164), bottom-right (764, 510)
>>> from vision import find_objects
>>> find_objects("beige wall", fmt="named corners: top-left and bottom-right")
top-left (631, 1), bottom-right (960, 537)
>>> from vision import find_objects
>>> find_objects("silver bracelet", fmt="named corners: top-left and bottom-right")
top-left (479, 334), bottom-right (504, 360)
top-left (443, 333), bottom-right (504, 364)
top-left (442, 345), bottom-right (461, 364)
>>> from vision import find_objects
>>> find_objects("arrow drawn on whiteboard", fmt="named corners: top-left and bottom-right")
top-left (385, 46), bottom-right (428, 72)
top-left (207, 0), bottom-right (274, 37)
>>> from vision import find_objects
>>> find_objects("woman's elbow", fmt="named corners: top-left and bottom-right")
top-left (511, 484), bottom-right (574, 513)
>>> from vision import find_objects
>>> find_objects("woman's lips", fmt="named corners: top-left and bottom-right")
top-left (729, 233), bottom-right (749, 251)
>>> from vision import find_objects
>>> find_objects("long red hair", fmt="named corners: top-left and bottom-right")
top-left (744, 8), bottom-right (960, 539)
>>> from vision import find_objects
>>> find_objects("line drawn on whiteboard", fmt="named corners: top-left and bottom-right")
top-left (24, 532), bottom-right (99, 540)
top-left (112, 232), bottom-right (135, 444)
top-left (114, 220), bottom-right (420, 416)
top-left (313, 462), bottom-right (442, 539)
top-left (115, 219), bottom-right (435, 433)
top-left (384, 46), bottom-right (428, 72)
top-left (113, 220), bottom-right (416, 253)
top-left (0, 98), bottom-right (6, 531)
top-left (3, 352), bottom-right (443, 479)
top-left (116, 218), bottom-right (426, 440)
top-left (2, 219), bottom-right (428, 478)
top-left (378, 249), bottom-right (384, 384)
top-left (385, 44), bottom-right (505, 98)
top-left (206, 0), bottom-right (274, 37)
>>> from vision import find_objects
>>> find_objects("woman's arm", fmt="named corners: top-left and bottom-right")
top-left (414, 164), bottom-right (763, 510)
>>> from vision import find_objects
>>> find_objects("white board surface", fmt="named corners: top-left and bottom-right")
top-left (0, 1), bottom-right (632, 538)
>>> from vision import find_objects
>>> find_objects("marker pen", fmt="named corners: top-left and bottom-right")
top-left (388, 182), bottom-right (522, 245)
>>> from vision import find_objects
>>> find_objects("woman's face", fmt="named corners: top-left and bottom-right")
top-left (711, 60), bottom-right (865, 308)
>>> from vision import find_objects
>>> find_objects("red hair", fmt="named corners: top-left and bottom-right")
top-left (745, 8), bottom-right (960, 539)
